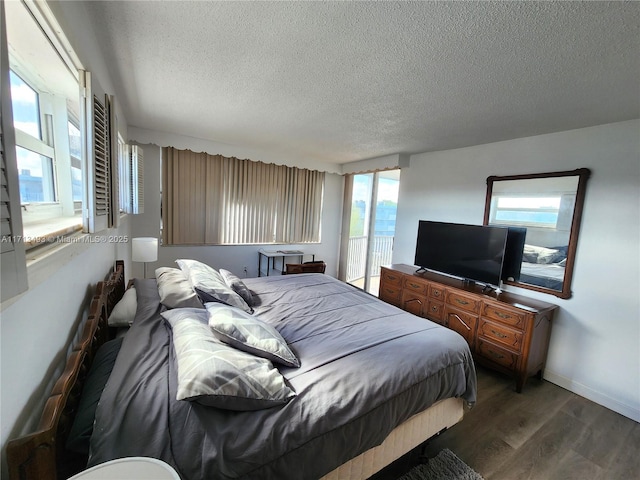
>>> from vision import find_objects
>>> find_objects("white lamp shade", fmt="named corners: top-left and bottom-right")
top-left (132, 237), bottom-right (158, 262)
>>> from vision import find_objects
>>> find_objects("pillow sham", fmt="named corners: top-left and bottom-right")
top-left (155, 267), bottom-right (204, 309)
top-left (176, 259), bottom-right (253, 314)
top-left (107, 287), bottom-right (137, 327)
top-left (161, 308), bottom-right (295, 410)
top-left (523, 244), bottom-right (563, 265)
top-left (66, 337), bottom-right (124, 454)
top-left (219, 268), bottom-right (254, 307)
top-left (206, 302), bottom-right (300, 368)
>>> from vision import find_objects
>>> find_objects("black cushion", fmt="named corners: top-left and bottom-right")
top-left (66, 337), bottom-right (123, 455)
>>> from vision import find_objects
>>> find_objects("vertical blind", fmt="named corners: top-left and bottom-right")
top-left (162, 147), bottom-right (324, 245)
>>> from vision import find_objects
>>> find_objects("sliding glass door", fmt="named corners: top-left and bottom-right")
top-left (344, 170), bottom-right (400, 295)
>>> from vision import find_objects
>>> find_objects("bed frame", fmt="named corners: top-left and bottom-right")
top-left (5, 260), bottom-right (464, 480)
top-left (6, 261), bottom-right (125, 480)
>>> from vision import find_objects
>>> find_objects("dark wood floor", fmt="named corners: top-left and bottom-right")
top-left (371, 365), bottom-right (640, 480)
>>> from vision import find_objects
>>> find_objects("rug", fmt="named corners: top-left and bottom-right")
top-left (397, 449), bottom-right (484, 480)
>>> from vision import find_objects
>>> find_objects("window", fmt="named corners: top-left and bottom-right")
top-left (118, 139), bottom-right (144, 215)
top-left (5, 0), bottom-right (83, 246)
top-left (9, 71), bottom-right (40, 138)
top-left (68, 121), bottom-right (82, 202)
top-left (492, 195), bottom-right (561, 228)
top-left (341, 170), bottom-right (400, 294)
top-left (11, 72), bottom-right (56, 204)
top-left (162, 147), bottom-right (323, 245)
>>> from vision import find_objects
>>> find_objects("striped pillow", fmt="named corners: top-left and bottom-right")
top-left (162, 308), bottom-right (295, 410)
top-left (206, 302), bottom-right (300, 368)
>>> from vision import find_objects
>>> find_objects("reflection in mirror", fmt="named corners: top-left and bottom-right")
top-left (484, 169), bottom-right (590, 299)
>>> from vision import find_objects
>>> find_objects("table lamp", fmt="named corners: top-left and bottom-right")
top-left (132, 237), bottom-right (158, 278)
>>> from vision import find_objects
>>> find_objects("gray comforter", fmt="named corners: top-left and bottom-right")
top-left (89, 274), bottom-right (476, 479)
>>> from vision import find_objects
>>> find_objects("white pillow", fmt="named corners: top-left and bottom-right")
top-left (155, 267), bottom-right (203, 309)
top-left (107, 287), bottom-right (137, 327)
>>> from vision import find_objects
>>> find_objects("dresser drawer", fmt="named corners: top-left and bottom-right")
top-left (477, 339), bottom-right (519, 370)
top-left (403, 277), bottom-right (429, 296)
top-left (429, 284), bottom-right (445, 301)
top-left (401, 291), bottom-right (428, 317)
top-left (482, 302), bottom-right (526, 330)
top-left (445, 290), bottom-right (480, 314)
top-left (379, 284), bottom-right (402, 306)
top-left (426, 300), bottom-right (445, 323)
top-left (478, 318), bottom-right (523, 352)
top-left (381, 268), bottom-right (403, 287)
top-left (445, 306), bottom-right (478, 347)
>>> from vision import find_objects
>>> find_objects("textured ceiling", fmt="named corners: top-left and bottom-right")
top-left (82, 0), bottom-right (639, 164)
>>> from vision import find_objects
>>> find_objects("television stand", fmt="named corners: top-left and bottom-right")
top-left (378, 264), bottom-right (558, 392)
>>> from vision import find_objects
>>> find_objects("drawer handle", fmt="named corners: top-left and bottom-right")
top-left (431, 305), bottom-right (439, 312)
top-left (491, 329), bottom-right (508, 339)
top-left (451, 314), bottom-right (471, 331)
top-left (405, 298), bottom-right (423, 306)
top-left (488, 349), bottom-right (505, 360)
top-left (433, 291), bottom-right (441, 297)
top-left (495, 311), bottom-right (512, 320)
top-left (455, 298), bottom-right (469, 306)
top-left (409, 283), bottom-right (420, 289)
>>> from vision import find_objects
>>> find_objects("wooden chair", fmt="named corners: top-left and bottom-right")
top-left (284, 261), bottom-right (326, 274)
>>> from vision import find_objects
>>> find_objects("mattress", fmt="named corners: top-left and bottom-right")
top-left (89, 274), bottom-right (477, 479)
top-left (519, 261), bottom-right (565, 290)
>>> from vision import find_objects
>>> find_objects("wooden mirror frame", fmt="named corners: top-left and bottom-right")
top-left (484, 168), bottom-right (590, 299)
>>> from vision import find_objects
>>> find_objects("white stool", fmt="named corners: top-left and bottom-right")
top-left (67, 457), bottom-right (180, 479)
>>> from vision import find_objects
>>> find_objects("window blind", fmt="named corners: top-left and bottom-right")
top-left (162, 147), bottom-right (324, 245)
top-left (1, 7), bottom-right (28, 300)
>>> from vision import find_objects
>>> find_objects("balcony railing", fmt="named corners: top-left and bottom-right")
top-left (346, 235), bottom-right (394, 284)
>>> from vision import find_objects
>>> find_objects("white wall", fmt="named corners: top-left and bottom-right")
top-left (126, 135), bottom-right (344, 280)
top-left (393, 120), bottom-right (640, 421)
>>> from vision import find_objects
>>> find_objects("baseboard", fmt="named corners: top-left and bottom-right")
top-left (544, 370), bottom-right (640, 423)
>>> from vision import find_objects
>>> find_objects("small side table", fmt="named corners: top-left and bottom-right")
top-left (258, 249), bottom-right (315, 276)
top-left (67, 457), bottom-right (180, 479)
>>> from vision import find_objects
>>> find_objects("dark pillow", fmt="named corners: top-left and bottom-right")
top-left (219, 269), bottom-right (254, 307)
top-left (176, 259), bottom-right (253, 313)
top-left (66, 337), bottom-right (123, 454)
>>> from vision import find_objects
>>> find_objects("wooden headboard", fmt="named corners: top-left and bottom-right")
top-left (6, 260), bottom-right (126, 480)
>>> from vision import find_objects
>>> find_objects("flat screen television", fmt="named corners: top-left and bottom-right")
top-left (414, 220), bottom-right (508, 288)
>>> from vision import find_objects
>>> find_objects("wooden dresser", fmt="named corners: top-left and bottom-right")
top-left (379, 264), bottom-right (558, 392)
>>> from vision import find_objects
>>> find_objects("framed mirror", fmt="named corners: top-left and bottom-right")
top-left (484, 168), bottom-right (590, 299)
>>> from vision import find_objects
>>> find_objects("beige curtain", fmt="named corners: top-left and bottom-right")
top-left (162, 147), bottom-right (324, 245)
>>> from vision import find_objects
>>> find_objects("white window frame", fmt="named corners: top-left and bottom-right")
top-left (11, 71), bottom-right (81, 226)
top-left (118, 139), bottom-right (144, 216)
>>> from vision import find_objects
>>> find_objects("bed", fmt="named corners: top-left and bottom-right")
top-left (7, 260), bottom-right (477, 480)
top-left (517, 244), bottom-right (567, 290)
